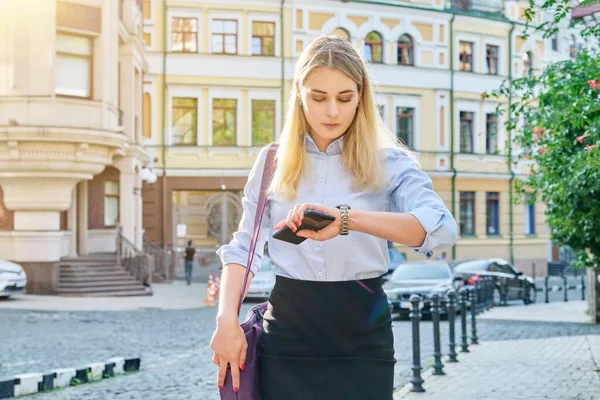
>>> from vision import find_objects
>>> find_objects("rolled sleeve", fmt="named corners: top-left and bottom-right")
top-left (215, 146), bottom-right (272, 276)
top-left (387, 149), bottom-right (458, 258)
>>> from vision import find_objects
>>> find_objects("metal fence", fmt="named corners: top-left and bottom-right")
top-left (405, 278), bottom-right (494, 392)
top-left (537, 261), bottom-right (587, 303)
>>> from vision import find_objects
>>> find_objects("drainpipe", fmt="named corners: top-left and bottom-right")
top-left (161, 0), bottom-right (168, 251)
top-left (508, 22), bottom-right (516, 265)
top-left (280, 0), bottom-right (285, 129)
top-left (449, 14), bottom-right (457, 260)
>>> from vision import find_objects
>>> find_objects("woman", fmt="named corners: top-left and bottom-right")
top-left (211, 35), bottom-right (457, 399)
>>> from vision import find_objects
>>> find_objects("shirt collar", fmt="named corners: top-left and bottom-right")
top-left (304, 133), bottom-right (344, 156)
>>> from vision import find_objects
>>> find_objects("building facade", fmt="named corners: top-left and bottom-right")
top-left (0, 0), bottom-right (151, 293)
top-left (141, 0), bottom-right (594, 276)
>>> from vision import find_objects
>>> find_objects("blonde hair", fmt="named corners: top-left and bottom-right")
top-left (270, 35), bottom-right (414, 200)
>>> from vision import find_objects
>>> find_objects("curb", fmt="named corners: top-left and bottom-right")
top-left (0, 357), bottom-right (140, 399)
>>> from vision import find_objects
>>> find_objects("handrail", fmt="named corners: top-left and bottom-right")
top-left (116, 227), bottom-right (153, 287)
top-left (143, 236), bottom-right (170, 282)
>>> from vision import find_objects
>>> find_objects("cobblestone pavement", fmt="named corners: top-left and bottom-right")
top-left (394, 335), bottom-right (600, 400)
top-left (1, 302), bottom-right (599, 400)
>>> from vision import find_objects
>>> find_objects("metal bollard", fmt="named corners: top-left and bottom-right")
top-left (581, 274), bottom-right (586, 301)
top-left (431, 293), bottom-right (445, 375)
top-left (470, 287), bottom-right (479, 345)
top-left (447, 291), bottom-right (458, 362)
top-left (409, 294), bottom-right (425, 392)
top-left (459, 287), bottom-right (469, 353)
top-left (545, 276), bottom-right (549, 303)
top-left (563, 275), bottom-right (568, 302)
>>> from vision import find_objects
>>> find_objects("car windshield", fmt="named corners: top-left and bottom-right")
top-left (390, 263), bottom-right (451, 281)
top-left (454, 260), bottom-right (488, 272)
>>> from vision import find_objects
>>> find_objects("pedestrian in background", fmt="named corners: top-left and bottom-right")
top-left (211, 35), bottom-right (457, 399)
top-left (183, 240), bottom-right (196, 285)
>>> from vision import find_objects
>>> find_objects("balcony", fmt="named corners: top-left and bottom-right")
top-left (448, 0), bottom-right (504, 17)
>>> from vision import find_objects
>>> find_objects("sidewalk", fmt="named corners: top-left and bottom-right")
top-left (394, 301), bottom-right (600, 400)
top-left (0, 281), bottom-right (208, 311)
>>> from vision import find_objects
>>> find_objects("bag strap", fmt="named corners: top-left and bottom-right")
top-left (237, 143), bottom-right (279, 316)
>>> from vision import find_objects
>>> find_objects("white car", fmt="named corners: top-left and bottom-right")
top-left (0, 259), bottom-right (27, 298)
top-left (246, 256), bottom-right (275, 300)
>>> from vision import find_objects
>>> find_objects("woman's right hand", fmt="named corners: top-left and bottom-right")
top-left (210, 315), bottom-right (247, 392)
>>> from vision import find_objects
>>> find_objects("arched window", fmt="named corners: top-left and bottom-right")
top-left (522, 51), bottom-right (533, 77)
top-left (332, 27), bottom-right (350, 41)
top-left (397, 34), bottom-right (414, 65)
top-left (364, 31), bottom-right (383, 63)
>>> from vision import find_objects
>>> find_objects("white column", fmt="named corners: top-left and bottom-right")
top-left (0, 177), bottom-right (77, 262)
top-left (135, 176), bottom-right (143, 247)
top-left (67, 186), bottom-right (77, 257)
top-left (77, 181), bottom-right (88, 256)
top-left (114, 156), bottom-right (137, 245)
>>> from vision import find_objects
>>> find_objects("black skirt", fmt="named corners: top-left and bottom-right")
top-left (259, 275), bottom-right (396, 400)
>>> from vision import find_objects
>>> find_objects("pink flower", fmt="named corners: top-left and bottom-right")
top-left (533, 126), bottom-right (544, 135)
top-left (588, 80), bottom-right (597, 90)
top-left (585, 144), bottom-right (598, 152)
top-left (538, 147), bottom-right (546, 155)
top-left (577, 133), bottom-right (590, 144)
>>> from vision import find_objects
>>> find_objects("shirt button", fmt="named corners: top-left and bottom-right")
top-left (315, 245), bottom-right (321, 251)
top-left (318, 271), bottom-right (323, 277)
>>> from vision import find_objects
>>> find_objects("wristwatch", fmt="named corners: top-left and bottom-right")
top-left (336, 204), bottom-right (351, 235)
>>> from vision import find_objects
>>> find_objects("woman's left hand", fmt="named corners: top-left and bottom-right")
top-left (273, 203), bottom-right (341, 241)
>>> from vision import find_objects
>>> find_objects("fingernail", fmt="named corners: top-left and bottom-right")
top-left (234, 387), bottom-right (239, 393)
top-left (218, 385), bottom-right (222, 390)
top-left (241, 363), bottom-right (246, 371)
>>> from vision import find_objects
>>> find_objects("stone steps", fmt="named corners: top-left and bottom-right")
top-left (56, 254), bottom-right (150, 297)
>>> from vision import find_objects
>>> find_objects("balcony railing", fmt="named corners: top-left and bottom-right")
top-left (449, 0), bottom-right (504, 16)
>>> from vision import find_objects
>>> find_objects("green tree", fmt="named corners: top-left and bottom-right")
top-left (488, 2), bottom-right (600, 271)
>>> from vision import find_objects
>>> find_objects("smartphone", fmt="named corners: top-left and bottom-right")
top-left (272, 209), bottom-right (336, 245)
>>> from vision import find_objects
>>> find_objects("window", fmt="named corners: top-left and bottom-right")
top-left (332, 27), bottom-right (350, 41)
top-left (570, 35), bottom-right (577, 59)
top-left (143, 93), bottom-right (151, 138)
top-left (172, 97), bottom-right (197, 145)
top-left (212, 19), bottom-right (238, 54)
top-left (143, 33), bottom-right (151, 47)
top-left (377, 105), bottom-right (385, 121)
top-left (396, 107), bottom-right (414, 148)
top-left (104, 181), bottom-right (119, 227)
top-left (252, 22), bottom-right (275, 56)
top-left (522, 51), bottom-right (533, 77)
top-left (459, 111), bottom-right (474, 153)
top-left (459, 41), bottom-right (474, 72)
top-left (172, 18), bottom-right (197, 52)
top-left (143, 0), bottom-right (151, 19)
top-left (459, 191), bottom-right (475, 236)
top-left (485, 45), bottom-right (499, 75)
top-left (397, 34), bottom-right (414, 65)
top-left (212, 98), bottom-right (237, 146)
top-left (524, 195), bottom-right (535, 235)
top-left (551, 34), bottom-right (558, 52)
top-left (486, 113), bottom-right (498, 154)
top-left (252, 100), bottom-right (275, 146)
top-left (486, 192), bottom-right (500, 235)
top-left (55, 33), bottom-right (93, 98)
top-left (364, 31), bottom-right (383, 63)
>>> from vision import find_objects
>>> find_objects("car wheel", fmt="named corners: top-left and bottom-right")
top-left (492, 287), bottom-right (502, 306)
top-left (524, 285), bottom-right (537, 305)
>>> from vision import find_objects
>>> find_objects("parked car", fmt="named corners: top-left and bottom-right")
top-left (0, 260), bottom-right (27, 298)
top-left (383, 261), bottom-right (463, 319)
top-left (382, 245), bottom-right (407, 281)
top-left (245, 256), bottom-right (275, 301)
top-left (453, 258), bottom-right (536, 305)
